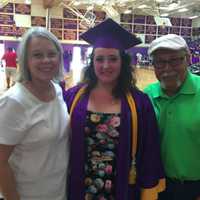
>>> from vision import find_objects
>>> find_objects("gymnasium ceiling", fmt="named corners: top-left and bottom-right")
top-left (54, 0), bottom-right (200, 19)
top-left (1, 0), bottom-right (200, 19)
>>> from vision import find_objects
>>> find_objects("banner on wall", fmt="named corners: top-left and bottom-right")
top-left (181, 18), bottom-right (192, 27)
top-left (121, 14), bottom-right (133, 23)
top-left (146, 16), bottom-right (156, 25)
top-left (170, 17), bottom-right (181, 26)
top-left (15, 27), bottom-right (27, 37)
top-left (51, 29), bottom-right (62, 40)
top-left (0, 25), bottom-right (13, 36)
top-left (133, 24), bottom-right (145, 34)
top-left (0, 14), bottom-right (14, 25)
top-left (134, 15), bottom-right (145, 24)
top-left (15, 3), bottom-right (31, 15)
top-left (31, 16), bottom-right (46, 27)
top-left (64, 19), bottom-right (77, 29)
top-left (146, 25), bottom-right (157, 34)
top-left (0, 3), bottom-right (13, 13)
top-left (64, 29), bottom-right (77, 40)
top-left (63, 8), bottom-right (77, 19)
top-left (170, 26), bottom-right (180, 35)
top-left (51, 18), bottom-right (62, 29)
top-left (181, 27), bottom-right (192, 36)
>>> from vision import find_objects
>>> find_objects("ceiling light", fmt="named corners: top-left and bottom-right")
top-left (73, 2), bottom-right (81, 6)
top-left (160, 13), bottom-right (169, 17)
top-left (124, 9), bottom-right (132, 14)
top-left (138, 4), bottom-right (148, 9)
top-left (156, 0), bottom-right (166, 2)
top-left (87, 5), bottom-right (94, 10)
top-left (159, 7), bottom-right (169, 10)
top-left (95, 0), bottom-right (107, 6)
top-left (25, 0), bottom-right (31, 4)
top-left (178, 8), bottom-right (188, 12)
top-left (119, 3), bottom-right (126, 6)
top-left (169, 3), bottom-right (178, 8)
top-left (189, 15), bottom-right (199, 19)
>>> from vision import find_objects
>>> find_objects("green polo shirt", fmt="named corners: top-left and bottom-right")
top-left (144, 71), bottom-right (200, 181)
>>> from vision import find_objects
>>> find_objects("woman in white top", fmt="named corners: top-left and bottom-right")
top-left (0, 27), bottom-right (70, 200)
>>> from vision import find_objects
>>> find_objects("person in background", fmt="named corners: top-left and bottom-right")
top-left (0, 27), bottom-right (70, 200)
top-left (136, 52), bottom-right (143, 67)
top-left (64, 18), bottom-right (165, 200)
top-left (63, 49), bottom-right (72, 73)
top-left (144, 34), bottom-right (200, 200)
top-left (1, 47), bottom-right (17, 88)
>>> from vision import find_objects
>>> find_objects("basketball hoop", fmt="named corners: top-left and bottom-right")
top-left (79, 10), bottom-right (96, 29)
top-left (59, 2), bottom-right (96, 30)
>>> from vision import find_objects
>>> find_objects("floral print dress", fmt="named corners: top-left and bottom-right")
top-left (84, 111), bottom-right (120, 200)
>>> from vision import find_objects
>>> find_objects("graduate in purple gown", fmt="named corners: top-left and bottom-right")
top-left (64, 18), bottom-right (165, 200)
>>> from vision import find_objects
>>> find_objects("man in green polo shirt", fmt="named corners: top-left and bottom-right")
top-left (144, 34), bottom-right (200, 200)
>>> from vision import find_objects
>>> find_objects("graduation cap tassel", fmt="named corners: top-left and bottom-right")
top-left (129, 158), bottom-right (136, 184)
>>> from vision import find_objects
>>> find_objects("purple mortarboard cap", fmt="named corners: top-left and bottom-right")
top-left (80, 18), bottom-right (141, 50)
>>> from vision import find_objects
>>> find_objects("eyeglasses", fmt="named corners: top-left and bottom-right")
top-left (153, 56), bottom-right (186, 70)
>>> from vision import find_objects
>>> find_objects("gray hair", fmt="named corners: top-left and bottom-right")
top-left (16, 26), bottom-right (64, 82)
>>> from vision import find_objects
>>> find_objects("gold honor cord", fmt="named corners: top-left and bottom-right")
top-left (126, 92), bottom-right (138, 185)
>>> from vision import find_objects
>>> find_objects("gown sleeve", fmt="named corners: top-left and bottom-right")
top-left (133, 90), bottom-right (165, 200)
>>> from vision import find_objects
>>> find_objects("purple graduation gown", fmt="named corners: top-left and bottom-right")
top-left (63, 84), bottom-right (165, 200)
